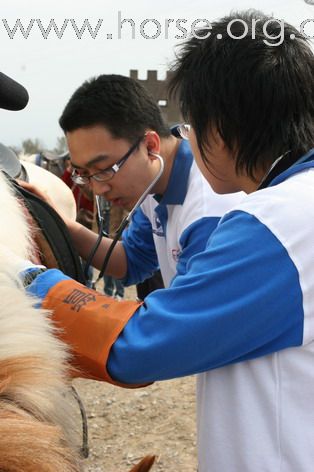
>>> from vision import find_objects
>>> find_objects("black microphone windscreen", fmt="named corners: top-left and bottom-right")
top-left (0, 72), bottom-right (29, 111)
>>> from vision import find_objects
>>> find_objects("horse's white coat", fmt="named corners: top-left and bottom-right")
top-left (0, 170), bottom-right (81, 470)
top-left (21, 159), bottom-right (77, 221)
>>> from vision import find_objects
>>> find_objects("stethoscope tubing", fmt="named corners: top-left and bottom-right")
top-left (85, 153), bottom-right (165, 287)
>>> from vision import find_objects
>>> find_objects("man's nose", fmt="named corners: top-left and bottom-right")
top-left (91, 179), bottom-right (111, 195)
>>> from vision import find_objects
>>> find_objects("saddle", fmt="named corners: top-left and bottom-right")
top-left (11, 179), bottom-right (86, 284)
top-left (0, 143), bottom-right (83, 281)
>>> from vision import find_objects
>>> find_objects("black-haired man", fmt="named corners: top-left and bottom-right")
top-left (57, 74), bottom-right (242, 288)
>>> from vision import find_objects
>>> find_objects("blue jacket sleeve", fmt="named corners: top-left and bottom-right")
top-left (121, 207), bottom-right (159, 286)
top-left (176, 216), bottom-right (221, 278)
top-left (108, 211), bottom-right (304, 384)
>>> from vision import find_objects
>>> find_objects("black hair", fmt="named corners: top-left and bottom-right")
top-left (169, 10), bottom-right (314, 179)
top-left (59, 74), bottom-right (171, 142)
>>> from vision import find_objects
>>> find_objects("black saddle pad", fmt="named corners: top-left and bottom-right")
top-left (12, 180), bottom-right (86, 285)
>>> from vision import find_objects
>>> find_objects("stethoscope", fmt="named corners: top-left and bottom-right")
top-left (84, 152), bottom-right (165, 288)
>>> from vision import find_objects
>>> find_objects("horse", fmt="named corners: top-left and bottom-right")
top-left (0, 168), bottom-right (156, 471)
top-left (19, 155), bottom-right (77, 222)
top-left (0, 168), bottom-right (81, 471)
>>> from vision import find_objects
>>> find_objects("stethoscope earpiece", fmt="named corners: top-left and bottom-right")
top-left (148, 151), bottom-right (160, 160)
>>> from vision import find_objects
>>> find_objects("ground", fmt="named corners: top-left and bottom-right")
top-left (73, 285), bottom-right (197, 472)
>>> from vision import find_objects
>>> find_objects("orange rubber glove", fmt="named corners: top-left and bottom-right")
top-left (29, 271), bottom-right (143, 387)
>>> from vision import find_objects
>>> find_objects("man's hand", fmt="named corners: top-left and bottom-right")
top-left (16, 179), bottom-right (73, 228)
top-left (16, 179), bottom-right (55, 207)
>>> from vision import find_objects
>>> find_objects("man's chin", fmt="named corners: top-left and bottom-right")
top-left (110, 198), bottom-right (132, 211)
top-left (124, 201), bottom-right (136, 211)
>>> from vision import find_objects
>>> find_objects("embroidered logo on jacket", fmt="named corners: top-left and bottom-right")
top-left (172, 248), bottom-right (182, 262)
top-left (152, 215), bottom-right (164, 237)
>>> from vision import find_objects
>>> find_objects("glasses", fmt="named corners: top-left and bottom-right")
top-left (71, 136), bottom-right (143, 186)
top-left (171, 123), bottom-right (191, 140)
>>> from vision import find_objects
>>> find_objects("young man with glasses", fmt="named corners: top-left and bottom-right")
top-left (21, 10), bottom-right (314, 471)
top-left (58, 74), bottom-right (242, 289)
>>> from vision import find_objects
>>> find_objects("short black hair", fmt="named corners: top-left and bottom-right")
top-left (169, 10), bottom-right (314, 179)
top-left (59, 74), bottom-right (171, 142)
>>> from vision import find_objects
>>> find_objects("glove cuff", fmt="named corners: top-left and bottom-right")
top-left (26, 269), bottom-right (71, 300)
top-left (22, 267), bottom-right (47, 287)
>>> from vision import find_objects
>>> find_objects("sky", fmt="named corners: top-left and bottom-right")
top-left (0, 0), bottom-right (313, 150)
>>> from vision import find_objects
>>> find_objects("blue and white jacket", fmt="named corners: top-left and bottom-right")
top-left (122, 139), bottom-right (244, 287)
top-left (109, 149), bottom-right (314, 472)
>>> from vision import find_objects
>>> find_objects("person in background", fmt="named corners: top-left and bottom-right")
top-left (62, 156), bottom-right (94, 286)
top-left (101, 198), bottom-right (125, 299)
top-left (61, 155), bottom-right (94, 229)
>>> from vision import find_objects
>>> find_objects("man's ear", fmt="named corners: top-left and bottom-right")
top-left (144, 131), bottom-right (160, 155)
top-left (212, 128), bottom-right (227, 152)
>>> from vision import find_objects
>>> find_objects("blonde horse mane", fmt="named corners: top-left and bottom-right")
top-left (0, 170), bottom-right (81, 471)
